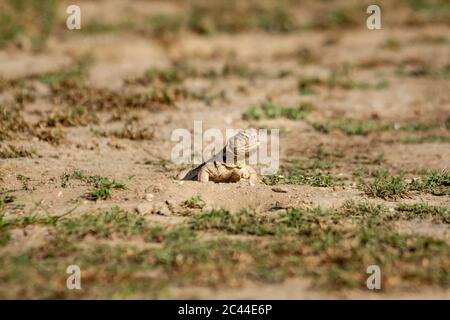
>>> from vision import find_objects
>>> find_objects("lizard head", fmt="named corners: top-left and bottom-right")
top-left (225, 129), bottom-right (259, 164)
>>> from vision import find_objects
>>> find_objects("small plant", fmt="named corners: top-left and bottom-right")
top-left (0, 194), bottom-right (15, 217)
top-left (396, 65), bottom-right (450, 80)
top-left (242, 102), bottom-right (312, 121)
top-left (326, 64), bottom-right (389, 90)
top-left (146, 14), bottom-right (183, 36)
top-left (309, 121), bottom-right (332, 134)
top-left (0, 104), bottom-right (30, 140)
top-left (256, 5), bottom-right (295, 33)
top-left (401, 135), bottom-right (450, 144)
top-left (16, 174), bottom-right (32, 191)
top-left (0, 145), bottom-right (36, 158)
top-left (0, 0), bottom-right (57, 50)
top-left (263, 161), bottom-right (341, 187)
top-left (337, 119), bottom-right (376, 136)
top-left (125, 62), bottom-right (196, 86)
top-left (86, 176), bottom-right (127, 201)
top-left (42, 106), bottom-right (99, 128)
top-left (59, 206), bottom-right (146, 238)
top-left (0, 13), bottom-right (22, 48)
top-left (191, 208), bottom-right (278, 236)
top-left (0, 194), bottom-right (15, 206)
top-left (34, 127), bottom-right (65, 145)
top-left (297, 77), bottom-right (322, 95)
top-left (396, 203), bottom-right (449, 223)
top-left (310, 118), bottom-right (444, 136)
top-left (59, 170), bottom-right (126, 200)
top-left (360, 172), bottom-right (409, 200)
top-left (360, 169), bottom-right (449, 199)
top-left (410, 170), bottom-right (450, 196)
top-left (101, 123), bottom-right (155, 141)
top-left (263, 172), bottom-right (339, 187)
top-left (60, 169), bottom-right (84, 188)
top-left (184, 195), bottom-right (205, 209)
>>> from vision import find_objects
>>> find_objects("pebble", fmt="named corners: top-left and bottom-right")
top-left (144, 193), bottom-right (154, 201)
top-left (272, 186), bottom-right (288, 193)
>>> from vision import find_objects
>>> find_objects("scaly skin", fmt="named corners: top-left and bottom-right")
top-left (197, 162), bottom-right (258, 183)
top-left (180, 129), bottom-right (259, 183)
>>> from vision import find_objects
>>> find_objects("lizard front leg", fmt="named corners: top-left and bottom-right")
top-left (240, 165), bottom-right (259, 183)
top-left (248, 166), bottom-right (259, 183)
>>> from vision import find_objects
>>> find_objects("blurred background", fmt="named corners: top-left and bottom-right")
top-left (0, 0), bottom-right (449, 51)
top-left (0, 0), bottom-right (449, 299)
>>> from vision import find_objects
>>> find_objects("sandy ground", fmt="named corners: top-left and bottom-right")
top-left (0, 0), bottom-right (449, 299)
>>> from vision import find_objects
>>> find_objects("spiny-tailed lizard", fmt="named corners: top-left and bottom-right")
top-left (179, 129), bottom-right (259, 183)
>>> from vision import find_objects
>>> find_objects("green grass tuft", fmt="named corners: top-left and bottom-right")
top-left (60, 170), bottom-right (127, 200)
top-left (360, 169), bottom-right (449, 199)
top-left (396, 203), bottom-right (449, 223)
top-left (242, 102), bottom-right (312, 121)
top-left (184, 195), bottom-right (205, 209)
top-left (263, 161), bottom-right (341, 187)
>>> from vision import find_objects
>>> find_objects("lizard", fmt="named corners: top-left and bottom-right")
top-left (179, 129), bottom-right (259, 183)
